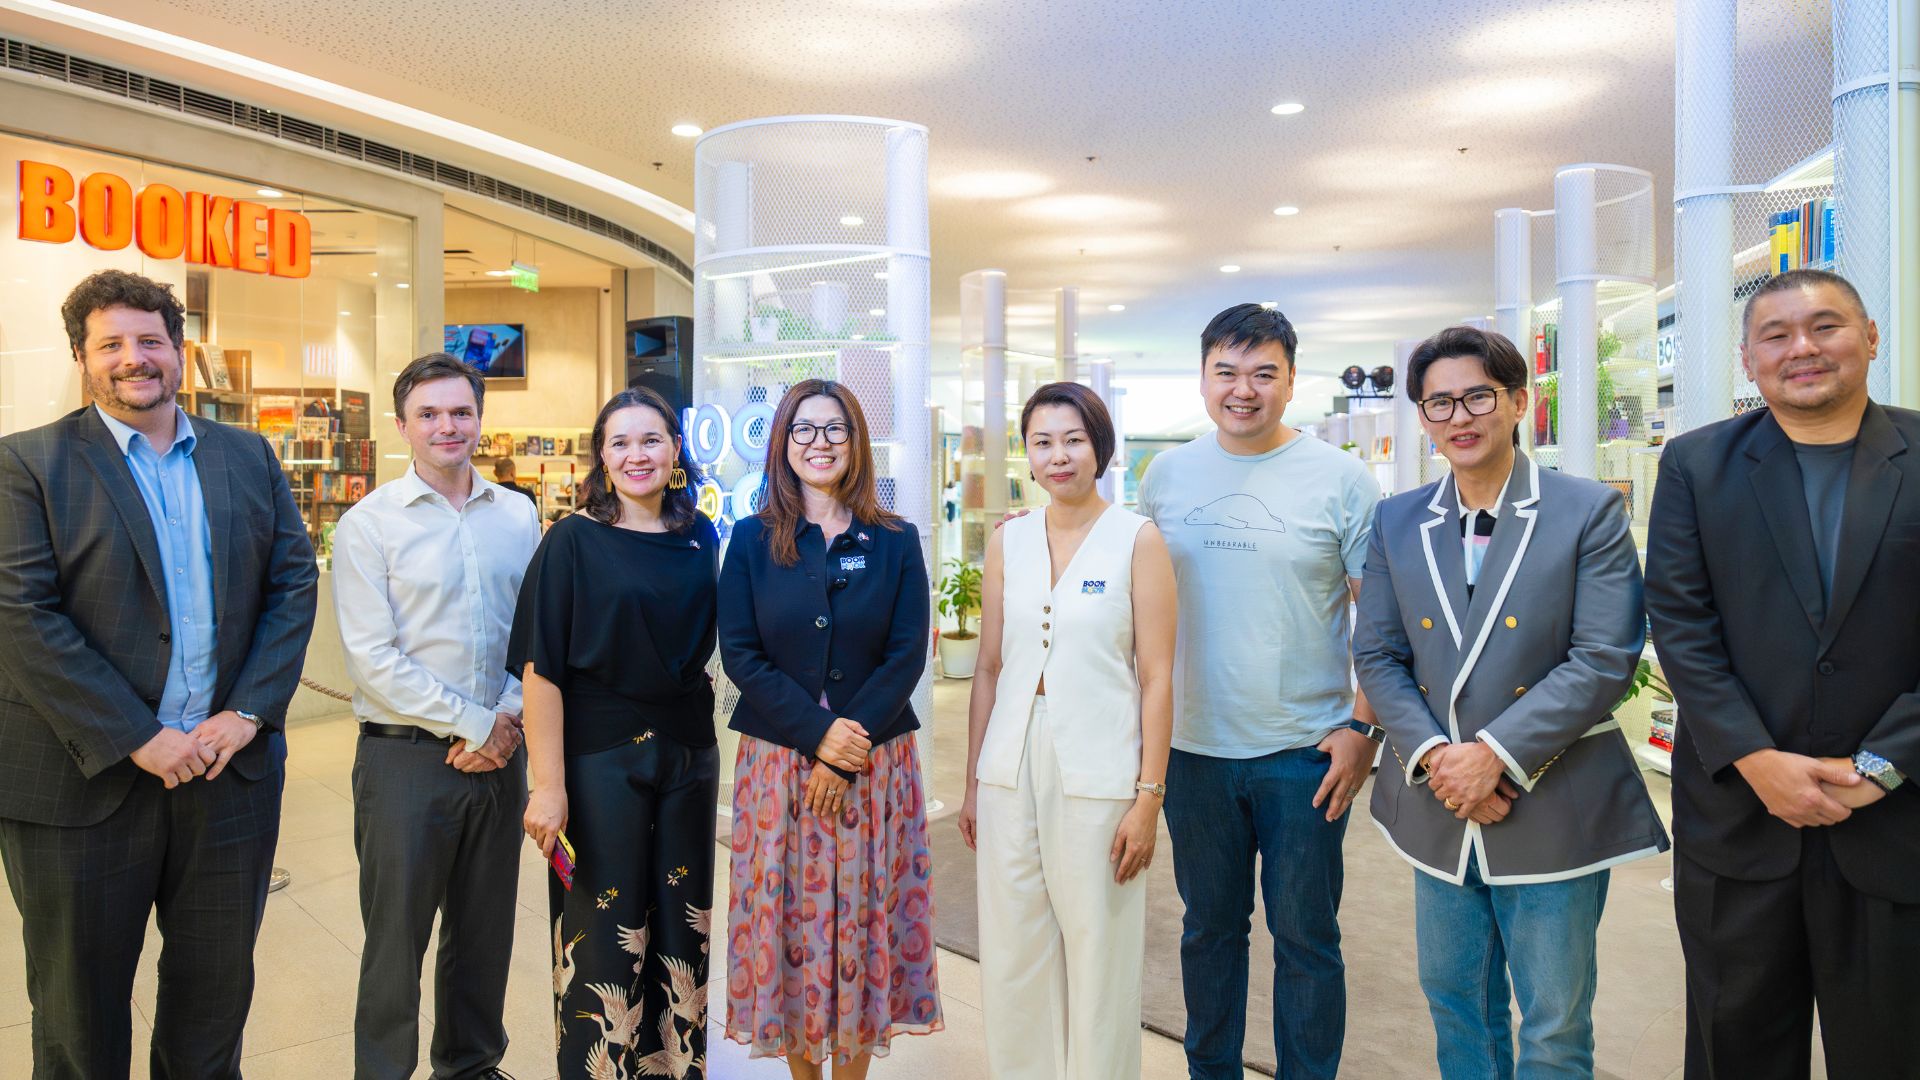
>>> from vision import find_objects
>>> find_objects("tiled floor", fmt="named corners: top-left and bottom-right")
top-left (0, 681), bottom-right (1822, 1078)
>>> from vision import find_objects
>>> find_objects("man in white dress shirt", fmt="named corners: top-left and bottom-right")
top-left (332, 353), bottom-right (542, 1080)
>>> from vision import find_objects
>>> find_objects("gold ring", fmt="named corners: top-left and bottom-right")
top-left (1444, 798), bottom-right (1460, 810)
top-left (1347, 788), bottom-right (1362, 798)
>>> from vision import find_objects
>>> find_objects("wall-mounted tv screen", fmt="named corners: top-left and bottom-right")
top-left (444, 323), bottom-right (527, 378)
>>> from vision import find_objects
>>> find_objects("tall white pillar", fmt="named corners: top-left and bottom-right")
top-left (883, 123), bottom-right (932, 547)
top-left (712, 161), bottom-right (752, 342)
top-left (1555, 166), bottom-right (1601, 478)
top-left (1055, 286), bottom-right (1080, 382)
top-left (1895, 0), bottom-right (1919, 407)
top-left (1835, 0), bottom-right (1897, 402)
top-left (1090, 357), bottom-right (1117, 501)
top-left (1674, 0), bottom-right (1738, 435)
top-left (1494, 209), bottom-right (1532, 351)
top-left (1393, 338), bottom-right (1425, 495)
top-left (981, 271), bottom-right (1009, 514)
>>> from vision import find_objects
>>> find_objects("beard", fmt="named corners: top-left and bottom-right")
top-left (91, 361), bottom-right (181, 413)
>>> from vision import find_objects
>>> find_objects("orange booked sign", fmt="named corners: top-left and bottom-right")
top-left (16, 160), bottom-right (311, 278)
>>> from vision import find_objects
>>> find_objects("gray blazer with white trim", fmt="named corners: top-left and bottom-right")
top-left (1353, 452), bottom-right (1669, 884)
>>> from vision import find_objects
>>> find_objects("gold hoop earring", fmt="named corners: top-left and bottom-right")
top-left (605, 471), bottom-right (615, 493)
top-left (668, 468), bottom-right (688, 490)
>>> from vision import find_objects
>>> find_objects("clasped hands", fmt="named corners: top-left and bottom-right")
top-left (1734, 748), bottom-right (1883, 828)
top-left (805, 717), bottom-right (871, 819)
top-left (129, 710), bottom-right (259, 788)
top-left (1423, 741), bottom-right (1522, 825)
top-left (446, 712), bottom-right (523, 773)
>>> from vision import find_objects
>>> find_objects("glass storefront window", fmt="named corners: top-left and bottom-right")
top-left (0, 133), bottom-right (415, 566)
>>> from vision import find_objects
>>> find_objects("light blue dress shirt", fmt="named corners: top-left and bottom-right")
top-left (96, 405), bottom-right (217, 732)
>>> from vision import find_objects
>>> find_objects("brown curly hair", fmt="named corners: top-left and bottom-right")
top-left (61, 270), bottom-right (186, 360)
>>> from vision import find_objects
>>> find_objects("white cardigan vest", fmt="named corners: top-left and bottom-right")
top-left (976, 504), bottom-right (1148, 800)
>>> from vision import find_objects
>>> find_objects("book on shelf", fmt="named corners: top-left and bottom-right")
top-left (296, 417), bottom-right (331, 441)
top-left (257, 396), bottom-right (297, 437)
top-left (204, 345), bottom-right (232, 390)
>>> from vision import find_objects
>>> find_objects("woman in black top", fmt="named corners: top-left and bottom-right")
top-left (509, 386), bottom-right (719, 1080)
top-left (718, 379), bottom-right (942, 1076)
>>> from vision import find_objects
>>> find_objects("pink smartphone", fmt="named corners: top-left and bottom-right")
top-left (550, 831), bottom-right (577, 891)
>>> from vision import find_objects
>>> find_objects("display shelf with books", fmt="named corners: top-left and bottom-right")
top-left (470, 429), bottom-right (593, 462)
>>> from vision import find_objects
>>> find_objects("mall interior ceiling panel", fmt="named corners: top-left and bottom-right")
top-left (6, 0), bottom-right (1827, 418)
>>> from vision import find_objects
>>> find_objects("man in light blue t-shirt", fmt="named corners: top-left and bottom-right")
top-left (1137, 303), bottom-right (1382, 1080)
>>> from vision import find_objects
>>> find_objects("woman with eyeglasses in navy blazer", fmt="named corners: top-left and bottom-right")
top-left (717, 379), bottom-right (942, 1078)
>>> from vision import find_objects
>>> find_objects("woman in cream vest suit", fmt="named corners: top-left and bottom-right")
top-left (957, 382), bottom-right (1177, 1080)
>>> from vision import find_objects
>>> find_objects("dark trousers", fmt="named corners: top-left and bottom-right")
top-left (1164, 746), bottom-right (1348, 1080)
top-left (553, 733), bottom-right (718, 1079)
top-left (352, 733), bottom-right (526, 1080)
top-left (1676, 832), bottom-right (1920, 1079)
top-left (0, 766), bottom-right (283, 1080)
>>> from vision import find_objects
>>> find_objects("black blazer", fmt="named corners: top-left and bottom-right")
top-left (1646, 403), bottom-right (1920, 902)
top-left (718, 513), bottom-right (929, 780)
top-left (0, 407), bottom-right (319, 826)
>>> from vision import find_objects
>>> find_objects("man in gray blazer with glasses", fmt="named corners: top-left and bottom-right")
top-left (0, 270), bottom-right (317, 1079)
top-left (1354, 326), bottom-right (1668, 1080)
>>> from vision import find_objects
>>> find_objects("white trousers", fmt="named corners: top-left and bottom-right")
top-left (976, 697), bottom-right (1146, 1080)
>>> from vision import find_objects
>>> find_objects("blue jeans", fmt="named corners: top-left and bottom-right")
top-left (1164, 746), bottom-right (1347, 1080)
top-left (1413, 859), bottom-right (1609, 1080)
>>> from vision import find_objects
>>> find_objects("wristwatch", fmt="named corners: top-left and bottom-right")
top-left (1136, 781), bottom-right (1168, 798)
top-left (1346, 718), bottom-right (1386, 743)
top-left (234, 709), bottom-right (264, 729)
top-left (1853, 749), bottom-right (1905, 792)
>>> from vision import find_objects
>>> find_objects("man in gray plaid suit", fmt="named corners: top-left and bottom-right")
top-left (0, 270), bottom-right (318, 1078)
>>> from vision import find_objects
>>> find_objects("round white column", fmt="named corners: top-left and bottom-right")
top-left (1673, 0), bottom-right (1738, 436)
top-left (1393, 338), bottom-right (1426, 494)
top-left (1555, 166), bottom-right (1602, 478)
top-left (1055, 286), bottom-right (1080, 382)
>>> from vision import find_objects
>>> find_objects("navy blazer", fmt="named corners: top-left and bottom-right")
top-left (718, 513), bottom-right (929, 781)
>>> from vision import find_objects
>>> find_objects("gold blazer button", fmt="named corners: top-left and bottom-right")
top-left (1514, 686), bottom-right (1527, 697)
top-left (1421, 618), bottom-right (1433, 630)
top-left (1505, 616), bottom-right (1518, 629)
top-left (1419, 685), bottom-right (1428, 695)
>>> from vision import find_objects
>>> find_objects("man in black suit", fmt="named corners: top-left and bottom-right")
top-left (0, 270), bottom-right (318, 1078)
top-left (1647, 268), bottom-right (1920, 1079)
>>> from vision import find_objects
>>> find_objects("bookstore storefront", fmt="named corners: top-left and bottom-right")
top-left (1, 130), bottom-right (418, 570)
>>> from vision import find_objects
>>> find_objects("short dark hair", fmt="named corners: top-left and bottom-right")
top-left (1020, 381), bottom-right (1117, 479)
top-left (1201, 304), bottom-right (1297, 369)
top-left (61, 270), bottom-right (186, 360)
top-left (579, 385), bottom-right (704, 533)
top-left (491, 457), bottom-right (516, 480)
top-left (1742, 268), bottom-right (1869, 336)
top-left (1406, 326), bottom-right (1530, 446)
top-left (393, 352), bottom-right (486, 419)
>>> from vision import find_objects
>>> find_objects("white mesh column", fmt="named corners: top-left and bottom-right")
top-left (1055, 286), bottom-right (1080, 382)
top-left (1490, 195), bottom-right (1529, 350)
top-left (1900, 0), bottom-right (1920, 407)
top-left (1555, 164), bottom-right (1657, 490)
top-left (695, 117), bottom-right (935, 771)
top-left (1392, 339), bottom-right (1425, 495)
top-left (1090, 357), bottom-right (1116, 500)
top-left (1674, 0), bottom-right (1738, 435)
top-left (1834, 0), bottom-right (1896, 403)
top-left (1555, 168), bottom-right (1601, 478)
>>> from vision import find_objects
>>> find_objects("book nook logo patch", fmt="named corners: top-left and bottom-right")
top-left (1081, 580), bottom-right (1106, 594)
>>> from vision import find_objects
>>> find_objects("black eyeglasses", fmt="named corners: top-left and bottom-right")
top-left (790, 422), bottom-right (852, 446)
top-left (1419, 386), bottom-right (1511, 423)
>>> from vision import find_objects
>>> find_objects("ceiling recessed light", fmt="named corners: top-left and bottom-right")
top-left (1260, 300), bottom-right (1280, 309)
top-left (671, 123), bottom-right (703, 137)
top-left (1270, 102), bottom-right (1305, 116)
top-left (869, 308), bottom-right (885, 316)
top-left (1108, 304), bottom-right (1126, 312)
top-left (396, 282), bottom-right (410, 289)
top-left (339, 311), bottom-right (352, 316)
top-left (840, 215), bottom-right (864, 227)
top-left (485, 269), bottom-right (513, 276)
top-left (1220, 264), bottom-right (1242, 273)
top-left (1273, 205), bottom-right (1300, 216)
top-left (369, 271), bottom-right (379, 277)
top-left (255, 187), bottom-right (284, 198)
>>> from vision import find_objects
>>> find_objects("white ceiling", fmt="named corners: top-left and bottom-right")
top-left (6, 0), bottom-right (1748, 428)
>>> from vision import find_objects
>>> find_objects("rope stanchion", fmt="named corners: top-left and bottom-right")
top-left (299, 676), bottom-right (355, 703)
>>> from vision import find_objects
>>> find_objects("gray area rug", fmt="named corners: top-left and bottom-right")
top-left (929, 774), bottom-right (1682, 1079)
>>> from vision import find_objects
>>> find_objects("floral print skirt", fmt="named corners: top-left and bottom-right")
top-left (724, 732), bottom-right (944, 1065)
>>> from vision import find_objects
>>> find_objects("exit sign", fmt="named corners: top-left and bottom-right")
top-left (509, 260), bottom-right (539, 292)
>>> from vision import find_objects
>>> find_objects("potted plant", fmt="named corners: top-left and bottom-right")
top-left (936, 557), bottom-right (984, 678)
top-left (749, 302), bottom-right (783, 344)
